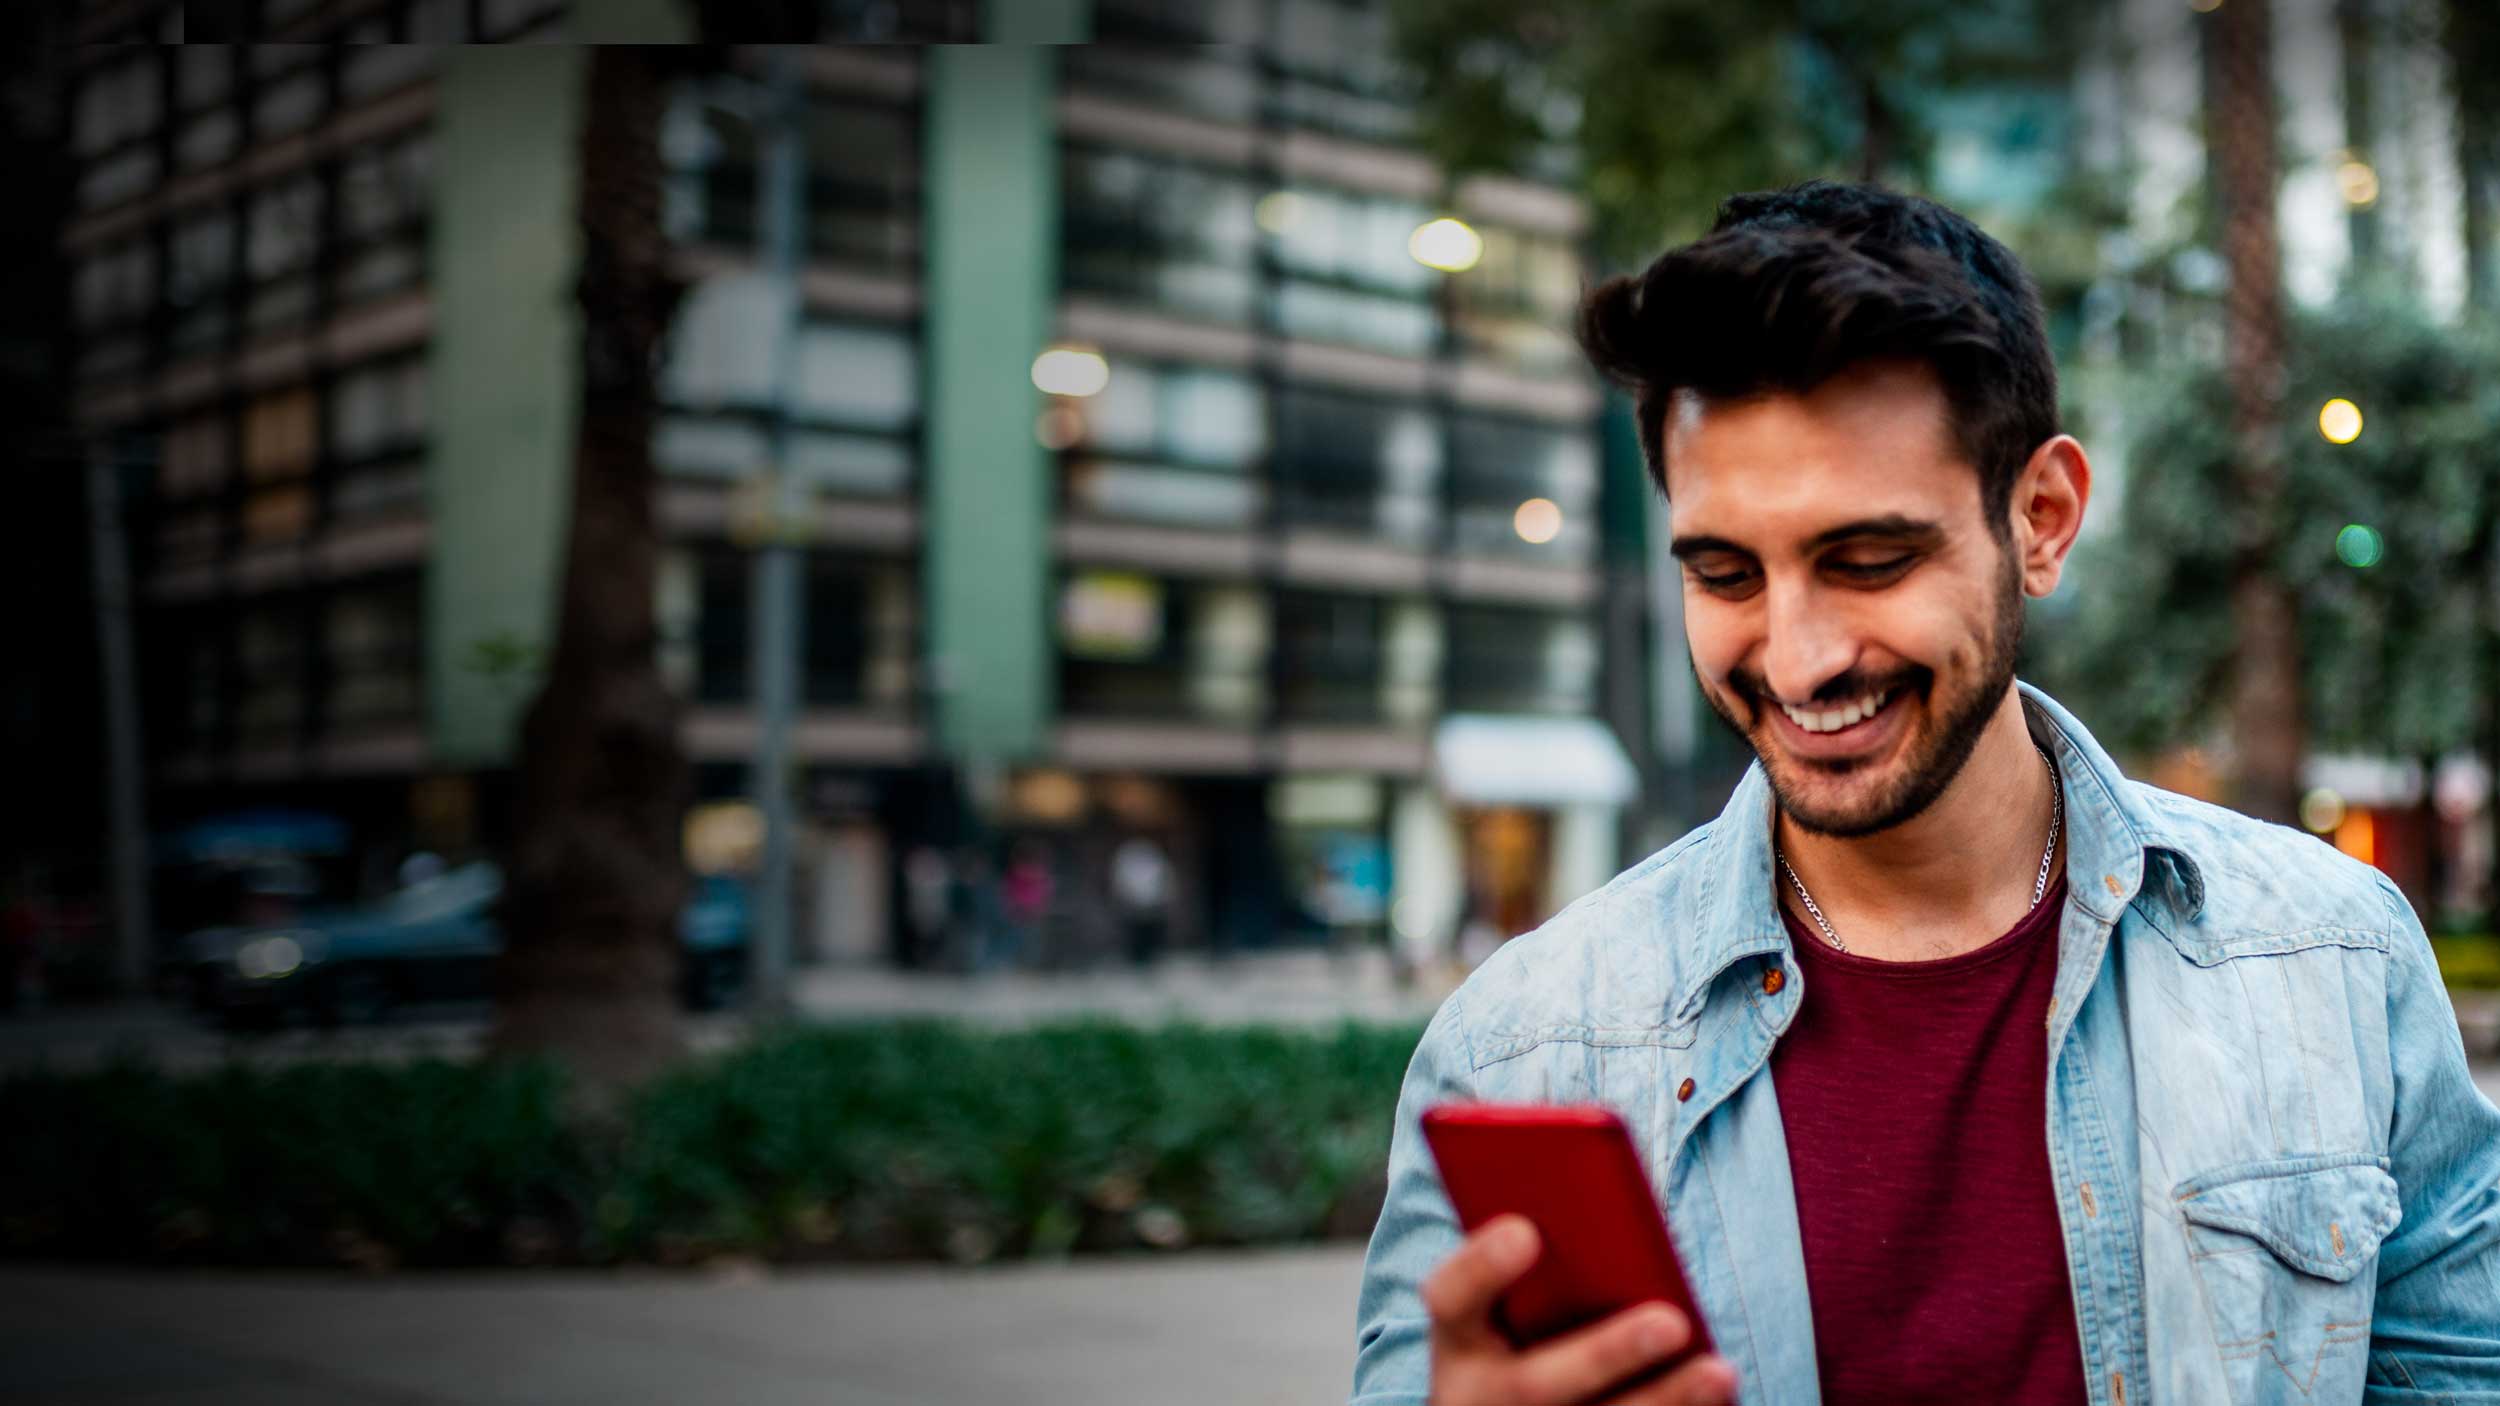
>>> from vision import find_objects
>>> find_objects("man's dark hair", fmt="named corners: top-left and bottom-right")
top-left (1576, 181), bottom-right (2058, 532)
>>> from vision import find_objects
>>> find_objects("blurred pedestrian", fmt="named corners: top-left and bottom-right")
top-left (997, 842), bottom-right (1053, 971)
top-left (1111, 834), bottom-right (1171, 967)
top-left (901, 845), bottom-right (952, 969)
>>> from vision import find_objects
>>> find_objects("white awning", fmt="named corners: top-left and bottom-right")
top-left (1432, 714), bottom-right (1639, 809)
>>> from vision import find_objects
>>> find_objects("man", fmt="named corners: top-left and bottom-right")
top-left (1350, 182), bottom-right (2500, 1406)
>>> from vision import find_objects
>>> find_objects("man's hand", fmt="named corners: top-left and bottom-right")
top-left (1422, 1216), bottom-right (1740, 1406)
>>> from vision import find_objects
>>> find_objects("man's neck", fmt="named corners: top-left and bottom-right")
top-left (1774, 689), bottom-right (2059, 962)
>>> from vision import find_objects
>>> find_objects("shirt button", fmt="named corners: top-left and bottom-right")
top-left (1762, 967), bottom-right (1786, 996)
top-left (1677, 1077), bottom-right (1695, 1102)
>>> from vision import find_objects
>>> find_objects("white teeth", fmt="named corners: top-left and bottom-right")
top-left (1781, 690), bottom-right (1890, 734)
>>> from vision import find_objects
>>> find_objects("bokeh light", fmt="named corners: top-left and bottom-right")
top-left (2335, 523), bottom-right (2384, 568)
top-left (2336, 159), bottom-right (2380, 207)
top-left (1409, 216), bottom-right (1484, 273)
top-left (1035, 405), bottom-right (1085, 450)
top-left (2299, 787), bottom-right (2347, 834)
top-left (2318, 397), bottom-right (2363, 444)
top-left (1513, 497), bottom-right (1563, 544)
top-left (1031, 346), bottom-right (1110, 398)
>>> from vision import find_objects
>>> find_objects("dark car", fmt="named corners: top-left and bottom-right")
top-left (179, 863), bottom-right (750, 1028)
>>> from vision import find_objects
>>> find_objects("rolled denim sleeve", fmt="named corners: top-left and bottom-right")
top-left (2368, 877), bottom-right (2500, 1402)
top-left (1351, 987), bottom-right (1476, 1406)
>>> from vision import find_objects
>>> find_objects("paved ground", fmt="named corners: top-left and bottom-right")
top-left (0, 949), bottom-right (1452, 1075)
top-left (0, 1245), bottom-right (1369, 1406)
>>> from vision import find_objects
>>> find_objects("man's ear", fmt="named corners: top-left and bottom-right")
top-left (2010, 435), bottom-right (2090, 599)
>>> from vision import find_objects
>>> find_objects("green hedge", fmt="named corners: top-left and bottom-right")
top-left (2434, 934), bottom-right (2500, 991)
top-left (0, 1020), bottom-right (1423, 1270)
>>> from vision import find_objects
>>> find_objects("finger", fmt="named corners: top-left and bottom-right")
top-left (1420, 1215), bottom-right (1541, 1344)
top-left (1605, 1352), bottom-right (1741, 1406)
top-left (1509, 1302), bottom-right (1691, 1404)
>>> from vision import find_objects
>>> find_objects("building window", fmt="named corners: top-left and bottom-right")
top-left (1452, 227), bottom-right (1583, 375)
top-left (1059, 358), bottom-right (1265, 530)
top-left (1446, 413), bottom-right (1597, 562)
top-left (80, 148), bottom-right (160, 211)
top-left (802, 555), bottom-right (916, 707)
top-left (330, 359), bottom-right (428, 520)
top-left (247, 175), bottom-right (323, 282)
top-left (1260, 185), bottom-right (1438, 356)
top-left (74, 241), bottom-right (155, 332)
top-left (342, 41), bottom-right (438, 100)
top-left (809, 101), bottom-right (920, 274)
top-left (148, 613), bottom-right (226, 755)
top-left (1275, 591), bottom-right (1388, 723)
top-left (178, 46), bottom-right (231, 111)
top-left (236, 603), bottom-right (309, 748)
top-left (160, 415), bottom-right (231, 500)
top-left (254, 71), bottom-right (326, 138)
top-left (167, 210), bottom-right (237, 354)
top-left (1271, 385), bottom-right (1440, 544)
top-left (336, 131), bottom-right (432, 308)
top-left (1059, 571), bottom-right (1265, 722)
top-left (1062, 146), bottom-right (1258, 324)
top-left (694, 550), bottom-right (749, 703)
top-left (795, 322), bottom-right (918, 428)
top-left (1062, 43), bottom-right (1258, 125)
top-left (242, 388), bottom-right (317, 544)
top-left (326, 580), bottom-right (423, 731)
top-left (1443, 604), bottom-right (1598, 716)
top-left (658, 317), bottom-right (920, 498)
top-left (74, 56), bottom-right (160, 156)
top-left (177, 109), bottom-right (241, 170)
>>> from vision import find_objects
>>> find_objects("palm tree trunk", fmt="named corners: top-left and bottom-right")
top-left (2208, 0), bottom-right (2305, 825)
top-left (489, 45), bottom-right (690, 1096)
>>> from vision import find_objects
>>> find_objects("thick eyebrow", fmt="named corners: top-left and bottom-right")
top-left (1671, 515), bottom-right (1946, 563)
top-left (1802, 514), bottom-right (1946, 553)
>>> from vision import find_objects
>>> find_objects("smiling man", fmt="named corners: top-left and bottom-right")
top-left (1350, 182), bottom-right (2500, 1406)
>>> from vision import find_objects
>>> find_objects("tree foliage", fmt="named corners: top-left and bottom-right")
top-left (1388, 0), bottom-right (2093, 264)
top-left (2042, 299), bottom-right (2500, 763)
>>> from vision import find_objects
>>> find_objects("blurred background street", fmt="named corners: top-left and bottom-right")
top-left (2, 1247), bottom-right (1369, 1405)
top-left (9, 0), bottom-right (2500, 1400)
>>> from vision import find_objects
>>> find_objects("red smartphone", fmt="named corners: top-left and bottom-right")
top-left (1421, 1102), bottom-right (1713, 1370)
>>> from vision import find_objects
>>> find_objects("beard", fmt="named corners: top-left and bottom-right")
top-left (1702, 550), bottom-right (2026, 839)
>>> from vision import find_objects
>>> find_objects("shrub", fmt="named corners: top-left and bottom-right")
top-left (0, 1020), bottom-right (1425, 1269)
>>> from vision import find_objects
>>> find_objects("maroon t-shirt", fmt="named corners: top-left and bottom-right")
top-left (1769, 873), bottom-right (2087, 1406)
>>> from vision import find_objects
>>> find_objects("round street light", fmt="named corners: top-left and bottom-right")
top-left (1513, 497), bottom-right (1563, 545)
top-left (2319, 397), bottom-right (2363, 444)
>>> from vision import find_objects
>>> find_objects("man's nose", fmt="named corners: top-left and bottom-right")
top-left (1760, 582), bottom-right (1856, 705)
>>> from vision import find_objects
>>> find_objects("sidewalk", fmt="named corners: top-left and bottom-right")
top-left (789, 946), bottom-right (1455, 1028)
top-left (0, 1245), bottom-right (1369, 1406)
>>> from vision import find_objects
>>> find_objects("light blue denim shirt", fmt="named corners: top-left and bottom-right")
top-left (1353, 683), bottom-right (2500, 1405)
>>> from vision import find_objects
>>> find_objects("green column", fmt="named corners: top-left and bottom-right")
top-left (923, 36), bottom-right (1075, 762)
top-left (425, 46), bottom-right (585, 766)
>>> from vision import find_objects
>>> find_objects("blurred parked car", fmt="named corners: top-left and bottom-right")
top-left (177, 863), bottom-right (750, 1028)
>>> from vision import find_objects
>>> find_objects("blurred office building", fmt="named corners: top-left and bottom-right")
top-left (62, 2), bottom-right (1670, 975)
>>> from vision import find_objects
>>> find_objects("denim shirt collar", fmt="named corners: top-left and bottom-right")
top-left (1669, 680), bottom-right (2209, 1023)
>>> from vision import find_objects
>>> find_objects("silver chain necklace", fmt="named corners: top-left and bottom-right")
top-left (1776, 745), bottom-right (2062, 955)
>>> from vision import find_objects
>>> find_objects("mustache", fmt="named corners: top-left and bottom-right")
top-left (1727, 666), bottom-right (1930, 711)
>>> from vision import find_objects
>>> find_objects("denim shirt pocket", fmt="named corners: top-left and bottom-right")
top-left (2173, 1154), bottom-right (2400, 1401)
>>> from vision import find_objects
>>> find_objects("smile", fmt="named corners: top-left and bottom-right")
top-left (1777, 688), bottom-right (1896, 735)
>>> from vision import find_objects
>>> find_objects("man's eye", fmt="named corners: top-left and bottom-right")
top-left (1692, 568), bottom-right (1757, 592)
top-left (1829, 556), bottom-right (1913, 580)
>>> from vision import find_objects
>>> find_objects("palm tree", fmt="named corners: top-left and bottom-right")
top-left (2205, 0), bottom-right (2305, 825)
top-left (487, 45), bottom-right (691, 1096)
